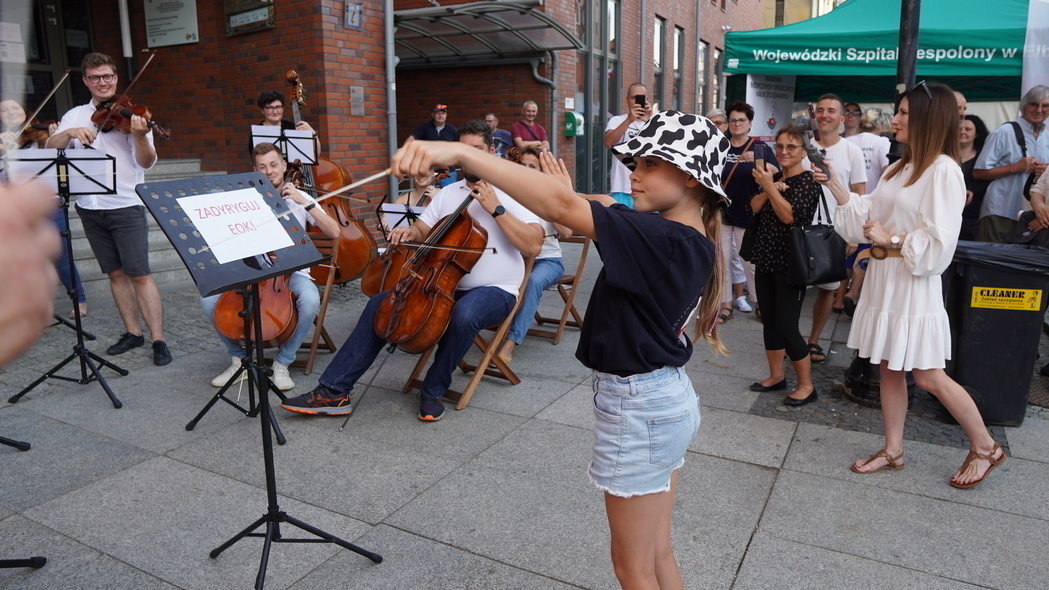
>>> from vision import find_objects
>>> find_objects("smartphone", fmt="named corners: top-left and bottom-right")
top-left (753, 144), bottom-right (765, 172)
top-left (634, 95), bottom-right (646, 107)
top-left (807, 103), bottom-right (822, 143)
top-left (804, 103), bottom-right (831, 177)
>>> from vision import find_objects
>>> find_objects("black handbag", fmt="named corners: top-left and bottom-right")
top-left (787, 193), bottom-right (847, 286)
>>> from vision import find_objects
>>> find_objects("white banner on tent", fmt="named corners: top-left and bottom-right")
top-left (1023, 0), bottom-right (1049, 93)
top-left (744, 74), bottom-right (796, 142)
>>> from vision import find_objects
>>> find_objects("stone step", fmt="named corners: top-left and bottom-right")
top-left (60, 159), bottom-right (225, 301)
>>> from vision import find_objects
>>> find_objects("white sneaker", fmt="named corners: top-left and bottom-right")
top-left (271, 362), bottom-right (295, 391)
top-left (735, 296), bottom-right (753, 313)
top-left (211, 356), bottom-right (246, 387)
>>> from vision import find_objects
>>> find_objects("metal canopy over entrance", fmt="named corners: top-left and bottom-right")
top-left (394, 0), bottom-right (583, 69)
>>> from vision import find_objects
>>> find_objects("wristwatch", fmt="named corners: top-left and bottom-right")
top-left (491, 205), bottom-right (506, 218)
top-left (890, 234), bottom-right (902, 249)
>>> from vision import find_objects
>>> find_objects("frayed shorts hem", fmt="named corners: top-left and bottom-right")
top-left (589, 465), bottom-right (678, 498)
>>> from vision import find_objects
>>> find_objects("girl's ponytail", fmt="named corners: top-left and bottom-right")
top-left (693, 186), bottom-right (728, 355)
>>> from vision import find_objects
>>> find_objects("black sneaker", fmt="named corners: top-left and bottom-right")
top-left (1041, 362), bottom-right (1049, 378)
top-left (107, 332), bottom-right (144, 355)
top-left (152, 340), bottom-right (172, 366)
top-left (280, 384), bottom-right (352, 415)
top-left (418, 396), bottom-right (445, 421)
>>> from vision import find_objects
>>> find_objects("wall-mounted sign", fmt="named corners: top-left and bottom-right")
top-left (225, 0), bottom-right (275, 37)
top-left (344, 2), bottom-right (363, 31)
top-left (144, 0), bottom-right (200, 48)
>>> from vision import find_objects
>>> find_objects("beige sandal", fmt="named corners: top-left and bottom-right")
top-left (851, 449), bottom-right (904, 474)
top-left (949, 442), bottom-right (1005, 489)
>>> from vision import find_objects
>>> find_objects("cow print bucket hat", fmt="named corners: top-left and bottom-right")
top-left (611, 110), bottom-right (731, 204)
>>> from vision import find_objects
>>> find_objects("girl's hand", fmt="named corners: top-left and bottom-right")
top-left (862, 220), bottom-right (892, 247)
top-left (539, 150), bottom-right (574, 189)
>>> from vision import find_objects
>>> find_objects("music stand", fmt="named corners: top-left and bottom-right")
top-left (0, 435), bottom-right (47, 571)
top-left (4, 148), bottom-right (127, 408)
top-left (250, 126), bottom-right (316, 166)
top-left (136, 173), bottom-right (381, 587)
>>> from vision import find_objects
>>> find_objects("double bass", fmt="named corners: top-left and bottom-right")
top-left (373, 194), bottom-right (488, 353)
top-left (285, 70), bottom-right (377, 283)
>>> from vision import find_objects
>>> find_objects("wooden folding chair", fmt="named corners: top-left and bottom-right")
top-left (527, 235), bottom-right (591, 345)
top-left (290, 233), bottom-right (340, 374)
top-left (403, 257), bottom-right (534, 410)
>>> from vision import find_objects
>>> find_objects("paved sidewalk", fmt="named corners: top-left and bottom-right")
top-left (2, 245), bottom-right (1047, 589)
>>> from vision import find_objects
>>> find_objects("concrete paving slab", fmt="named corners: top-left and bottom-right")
top-left (535, 382), bottom-right (592, 430)
top-left (296, 384), bottom-right (530, 463)
top-left (387, 454), bottom-right (775, 590)
top-left (735, 532), bottom-right (981, 590)
top-left (0, 514), bottom-right (176, 590)
top-left (692, 407), bottom-right (796, 468)
top-left (469, 418), bottom-right (593, 485)
top-left (168, 414), bottom-right (463, 524)
top-left (461, 373), bottom-right (578, 418)
top-left (23, 456), bottom-right (371, 590)
top-left (1004, 411), bottom-right (1049, 464)
top-left (0, 407), bottom-right (154, 511)
top-left (759, 469), bottom-right (1049, 589)
top-left (290, 525), bottom-right (576, 589)
top-left (15, 349), bottom-right (246, 454)
top-left (687, 370), bottom-right (762, 412)
top-left (786, 423), bottom-right (1049, 521)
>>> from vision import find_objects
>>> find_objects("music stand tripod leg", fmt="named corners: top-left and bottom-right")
top-left (208, 285), bottom-right (379, 587)
top-left (0, 437), bottom-right (46, 569)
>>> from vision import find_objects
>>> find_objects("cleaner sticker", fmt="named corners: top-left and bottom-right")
top-left (970, 287), bottom-right (1042, 311)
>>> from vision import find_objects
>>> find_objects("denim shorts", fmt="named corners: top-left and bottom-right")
top-left (588, 365), bottom-right (701, 498)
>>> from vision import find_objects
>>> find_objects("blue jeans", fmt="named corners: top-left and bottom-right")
top-left (319, 286), bottom-right (515, 400)
top-left (507, 257), bottom-right (564, 344)
top-left (200, 273), bottom-right (321, 366)
top-left (53, 207), bottom-right (86, 304)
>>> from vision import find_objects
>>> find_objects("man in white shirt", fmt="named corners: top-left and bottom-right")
top-left (281, 119), bottom-right (543, 422)
top-left (604, 83), bottom-right (652, 207)
top-left (47, 52), bottom-right (171, 365)
top-left (806, 93), bottom-right (866, 363)
top-left (200, 143), bottom-right (342, 391)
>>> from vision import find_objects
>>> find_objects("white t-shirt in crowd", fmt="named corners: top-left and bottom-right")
top-left (810, 136), bottom-right (867, 223)
top-left (53, 102), bottom-right (156, 210)
top-left (419, 180), bottom-right (542, 297)
top-left (846, 132), bottom-right (891, 191)
top-left (605, 114), bottom-right (648, 194)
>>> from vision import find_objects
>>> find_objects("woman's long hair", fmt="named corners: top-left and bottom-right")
top-left (884, 81), bottom-right (960, 187)
top-left (692, 184), bottom-right (728, 355)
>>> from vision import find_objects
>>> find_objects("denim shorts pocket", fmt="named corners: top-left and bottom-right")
top-left (593, 391), bottom-right (622, 424)
top-left (647, 411), bottom-right (691, 467)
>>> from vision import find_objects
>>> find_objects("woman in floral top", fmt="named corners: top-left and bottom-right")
top-left (747, 126), bottom-right (821, 405)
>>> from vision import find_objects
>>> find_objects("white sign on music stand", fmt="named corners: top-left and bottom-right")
top-left (176, 188), bottom-right (294, 264)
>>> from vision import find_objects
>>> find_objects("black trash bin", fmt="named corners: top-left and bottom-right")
top-left (944, 241), bottom-right (1049, 426)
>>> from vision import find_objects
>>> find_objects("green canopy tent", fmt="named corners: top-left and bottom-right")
top-left (724, 0), bottom-right (1029, 102)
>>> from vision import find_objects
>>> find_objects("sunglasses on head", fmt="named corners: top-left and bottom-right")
top-left (910, 80), bottom-right (933, 101)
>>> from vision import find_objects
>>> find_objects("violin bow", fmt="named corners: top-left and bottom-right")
top-left (14, 70), bottom-right (70, 139)
top-left (93, 50), bottom-right (157, 133)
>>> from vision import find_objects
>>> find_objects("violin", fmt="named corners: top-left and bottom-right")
top-left (285, 69), bottom-right (377, 283)
top-left (213, 273), bottom-right (299, 349)
top-left (91, 95), bottom-right (172, 140)
top-left (18, 120), bottom-right (56, 146)
top-left (373, 194), bottom-right (488, 353)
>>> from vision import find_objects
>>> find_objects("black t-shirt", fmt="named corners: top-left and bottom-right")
top-left (723, 139), bottom-right (779, 228)
top-left (576, 202), bottom-right (716, 377)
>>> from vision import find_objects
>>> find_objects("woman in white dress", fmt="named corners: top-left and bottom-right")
top-left (815, 81), bottom-right (1006, 489)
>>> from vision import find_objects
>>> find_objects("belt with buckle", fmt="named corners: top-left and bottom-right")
top-left (869, 246), bottom-right (903, 259)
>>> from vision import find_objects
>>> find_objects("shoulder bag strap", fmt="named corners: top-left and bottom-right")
top-left (1008, 121), bottom-right (1027, 157)
top-left (721, 138), bottom-right (755, 188)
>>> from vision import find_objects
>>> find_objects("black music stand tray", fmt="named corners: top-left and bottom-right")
top-left (136, 173), bottom-right (381, 587)
top-left (0, 436), bottom-right (47, 571)
top-left (250, 126), bottom-right (316, 166)
top-left (6, 148), bottom-right (126, 408)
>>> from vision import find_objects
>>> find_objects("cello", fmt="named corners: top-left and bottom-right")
top-left (213, 270), bottom-right (298, 349)
top-left (285, 70), bottom-right (377, 283)
top-left (373, 193), bottom-right (489, 354)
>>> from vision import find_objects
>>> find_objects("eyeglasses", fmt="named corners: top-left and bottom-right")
top-left (774, 143), bottom-right (803, 152)
top-left (729, 118), bottom-right (749, 125)
top-left (85, 74), bottom-right (115, 85)
top-left (1027, 102), bottom-right (1049, 109)
top-left (844, 109), bottom-right (862, 116)
top-left (910, 80), bottom-right (933, 101)
top-left (711, 120), bottom-right (727, 126)
top-left (262, 105), bottom-right (284, 111)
